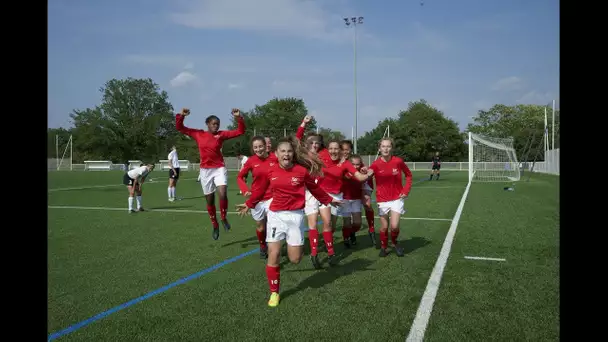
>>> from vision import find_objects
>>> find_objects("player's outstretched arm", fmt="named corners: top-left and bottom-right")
top-left (305, 171), bottom-right (338, 206)
top-left (243, 173), bottom-right (271, 209)
top-left (220, 108), bottom-right (246, 139)
top-left (175, 108), bottom-right (204, 137)
top-left (295, 115), bottom-right (312, 140)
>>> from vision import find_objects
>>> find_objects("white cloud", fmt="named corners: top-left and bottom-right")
top-left (516, 90), bottom-right (555, 105)
top-left (124, 54), bottom-right (190, 68)
top-left (168, 0), bottom-right (360, 42)
top-left (170, 71), bottom-right (199, 88)
top-left (228, 83), bottom-right (244, 90)
top-left (491, 76), bottom-right (524, 91)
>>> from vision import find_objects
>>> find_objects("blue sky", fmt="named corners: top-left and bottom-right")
top-left (48, 0), bottom-right (559, 137)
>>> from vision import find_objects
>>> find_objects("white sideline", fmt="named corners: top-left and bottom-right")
top-left (464, 256), bottom-right (506, 262)
top-left (46, 205), bottom-right (452, 222)
top-left (48, 178), bottom-right (198, 192)
top-left (405, 180), bottom-right (473, 342)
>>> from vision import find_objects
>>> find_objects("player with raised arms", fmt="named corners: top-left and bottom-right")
top-left (123, 163), bottom-right (155, 213)
top-left (237, 136), bottom-right (278, 259)
top-left (339, 140), bottom-right (377, 245)
top-left (236, 136), bottom-right (341, 307)
top-left (429, 151), bottom-right (441, 180)
top-left (175, 107), bottom-right (246, 240)
top-left (369, 138), bottom-right (413, 257)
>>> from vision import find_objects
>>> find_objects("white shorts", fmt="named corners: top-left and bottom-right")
top-left (251, 199), bottom-right (272, 222)
top-left (377, 199), bottom-right (405, 216)
top-left (199, 167), bottom-right (228, 195)
top-left (342, 199), bottom-right (362, 215)
top-left (266, 209), bottom-right (306, 246)
top-left (320, 192), bottom-right (344, 217)
top-left (304, 190), bottom-right (320, 215)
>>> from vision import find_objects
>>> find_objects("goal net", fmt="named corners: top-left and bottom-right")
top-left (56, 135), bottom-right (73, 171)
top-left (468, 132), bottom-right (520, 182)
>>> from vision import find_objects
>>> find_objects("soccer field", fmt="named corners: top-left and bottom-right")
top-left (48, 169), bottom-right (559, 342)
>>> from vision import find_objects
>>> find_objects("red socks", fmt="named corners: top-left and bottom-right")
top-left (308, 229), bottom-right (319, 256)
top-left (256, 229), bottom-right (266, 248)
top-left (342, 227), bottom-right (352, 241)
top-left (206, 205), bottom-right (218, 227)
top-left (322, 231), bottom-right (335, 256)
top-left (380, 230), bottom-right (388, 249)
top-left (219, 198), bottom-right (228, 220)
top-left (265, 265), bottom-right (280, 293)
top-left (365, 208), bottom-right (375, 233)
top-left (391, 229), bottom-right (399, 245)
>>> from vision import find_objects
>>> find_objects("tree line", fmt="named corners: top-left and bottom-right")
top-left (48, 77), bottom-right (559, 164)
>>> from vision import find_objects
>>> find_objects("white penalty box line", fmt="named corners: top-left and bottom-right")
top-left (47, 205), bottom-right (453, 222)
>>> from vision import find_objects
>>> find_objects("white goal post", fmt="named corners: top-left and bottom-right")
top-left (468, 132), bottom-right (520, 183)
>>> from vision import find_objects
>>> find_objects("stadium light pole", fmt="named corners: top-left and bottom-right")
top-left (344, 16), bottom-right (364, 154)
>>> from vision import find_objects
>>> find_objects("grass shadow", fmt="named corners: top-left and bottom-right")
top-left (402, 236), bottom-right (432, 255)
top-left (221, 236), bottom-right (259, 248)
top-left (280, 258), bottom-right (376, 301)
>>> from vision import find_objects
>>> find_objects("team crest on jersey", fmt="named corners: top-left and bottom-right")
top-left (392, 168), bottom-right (398, 175)
top-left (269, 162), bottom-right (275, 166)
top-left (291, 177), bottom-right (301, 186)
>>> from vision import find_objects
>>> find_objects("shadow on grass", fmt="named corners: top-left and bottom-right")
top-left (402, 236), bottom-right (432, 255)
top-left (221, 236), bottom-right (259, 248)
top-left (280, 258), bottom-right (376, 301)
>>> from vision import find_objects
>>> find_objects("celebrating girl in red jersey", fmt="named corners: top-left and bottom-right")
top-left (369, 138), bottom-right (413, 257)
top-left (311, 140), bottom-right (373, 267)
top-left (339, 140), bottom-right (377, 246)
top-left (237, 136), bottom-right (278, 259)
top-left (236, 136), bottom-right (340, 307)
top-left (175, 108), bottom-right (246, 240)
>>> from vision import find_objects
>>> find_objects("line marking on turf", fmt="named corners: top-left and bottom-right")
top-left (405, 179), bottom-right (472, 342)
top-left (46, 206), bottom-right (452, 222)
top-left (47, 248), bottom-right (259, 341)
top-left (464, 256), bottom-right (506, 262)
top-left (48, 178), bottom-right (198, 192)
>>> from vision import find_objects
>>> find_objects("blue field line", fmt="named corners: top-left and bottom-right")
top-left (316, 176), bottom-right (430, 224)
top-left (48, 248), bottom-right (259, 341)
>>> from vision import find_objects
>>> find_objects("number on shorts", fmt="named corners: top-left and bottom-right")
top-left (271, 227), bottom-right (276, 238)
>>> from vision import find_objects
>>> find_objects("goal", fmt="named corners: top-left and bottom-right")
top-left (468, 132), bottom-right (520, 182)
top-left (56, 135), bottom-right (73, 171)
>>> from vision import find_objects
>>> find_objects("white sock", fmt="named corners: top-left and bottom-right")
top-left (136, 196), bottom-right (142, 209)
top-left (171, 187), bottom-right (176, 198)
top-left (168, 187), bottom-right (172, 199)
top-left (128, 197), bottom-right (134, 210)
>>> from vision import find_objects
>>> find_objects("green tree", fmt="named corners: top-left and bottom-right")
top-left (318, 127), bottom-right (346, 142)
top-left (69, 78), bottom-right (177, 163)
top-left (224, 97), bottom-right (317, 156)
top-left (466, 104), bottom-right (559, 161)
top-left (357, 100), bottom-right (466, 161)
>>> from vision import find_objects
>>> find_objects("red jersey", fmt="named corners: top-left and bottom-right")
top-left (175, 114), bottom-right (246, 168)
top-left (246, 164), bottom-right (333, 211)
top-left (237, 154), bottom-right (276, 201)
top-left (320, 159), bottom-right (358, 194)
top-left (342, 174), bottom-right (365, 200)
top-left (369, 156), bottom-right (413, 203)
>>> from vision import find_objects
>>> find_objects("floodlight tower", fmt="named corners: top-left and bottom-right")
top-left (343, 16), bottom-right (364, 154)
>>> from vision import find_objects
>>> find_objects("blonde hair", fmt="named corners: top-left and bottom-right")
top-left (378, 137), bottom-right (395, 148)
top-left (277, 136), bottom-right (324, 177)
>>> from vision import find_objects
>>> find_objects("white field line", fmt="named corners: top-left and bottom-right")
top-left (405, 180), bottom-right (473, 342)
top-left (464, 256), bottom-right (506, 262)
top-left (48, 178), bottom-right (198, 192)
top-left (413, 186), bottom-right (465, 189)
top-left (47, 205), bottom-right (452, 222)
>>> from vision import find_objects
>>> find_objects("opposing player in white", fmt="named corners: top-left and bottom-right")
top-left (123, 163), bottom-right (155, 213)
top-left (167, 146), bottom-right (180, 201)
